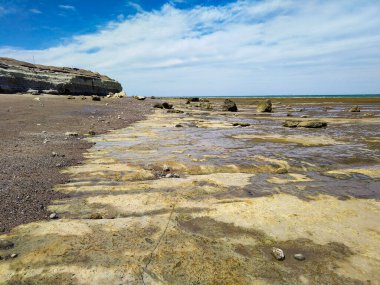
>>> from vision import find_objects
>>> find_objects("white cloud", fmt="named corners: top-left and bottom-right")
top-left (58, 5), bottom-right (76, 11)
top-left (30, 8), bottom-right (42, 14)
top-left (1, 0), bottom-right (380, 96)
top-left (127, 2), bottom-right (144, 13)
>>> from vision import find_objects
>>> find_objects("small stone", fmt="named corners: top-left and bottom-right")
top-left (33, 97), bottom-right (40, 101)
top-left (271, 247), bottom-right (285, 261)
top-left (89, 213), bottom-right (103, 219)
top-left (49, 213), bottom-right (58, 219)
top-left (88, 130), bottom-right (96, 136)
top-left (163, 165), bottom-right (171, 172)
top-left (65, 132), bottom-right (79, 137)
top-left (92, 96), bottom-right (101, 101)
top-left (145, 238), bottom-right (154, 244)
top-left (56, 163), bottom-right (62, 167)
top-left (300, 115), bottom-right (309, 118)
top-left (135, 96), bottom-right (146, 100)
top-left (0, 239), bottom-right (14, 250)
top-left (67, 95), bottom-right (75, 100)
top-left (232, 122), bottom-right (250, 127)
top-left (294, 253), bottom-right (305, 261)
top-left (166, 173), bottom-right (173, 178)
top-left (175, 124), bottom-right (183, 128)
top-left (43, 139), bottom-right (49, 144)
top-left (52, 152), bottom-right (58, 157)
top-left (349, 105), bottom-right (360, 112)
top-left (275, 168), bottom-right (288, 174)
top-left (10, 253), bottom-right (18, 259)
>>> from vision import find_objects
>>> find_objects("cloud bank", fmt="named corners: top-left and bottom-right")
top-left (1, 0), bottom-right (380, 96)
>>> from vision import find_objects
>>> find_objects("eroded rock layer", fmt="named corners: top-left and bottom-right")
top-left (0, 57), bottom-right (122, 95)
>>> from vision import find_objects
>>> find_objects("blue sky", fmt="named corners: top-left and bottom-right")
top-left (1, 0), bottom-right (380, 96)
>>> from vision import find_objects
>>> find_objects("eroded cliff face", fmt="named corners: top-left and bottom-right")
top-left (0, 57), bottom-right (122, 95)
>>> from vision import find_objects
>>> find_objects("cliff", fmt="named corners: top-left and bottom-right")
top-left (0, 57), bottom-right (122, 95)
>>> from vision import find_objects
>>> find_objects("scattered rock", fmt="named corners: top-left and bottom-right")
top-left (0, 239), bottom-right (14, 250)
top-left (27, 89), bottom-right (40, 95)
top-left (162, 102), bottom-right (173, 109)
top-left (283, 120), bottom-right (327, 128)
top-left (349, 105), bottom-right (360, 112)
top-left (81, 96), bottom-right (87, 100)
top-left (153, 103), bottom-right (164, 109)
top-left (232, 122), bottom-right (250, 127)
top-left (185, 99), bottom-right (191, 104)
top-left (150, 96), bottom-right (156, 99)
top-left (145, 237), bottom-right (154, 244)
top-left (135, 96), bottom-right (146, 100)
top-left (189, 98), bottom-right (200, 102)
top-left (51, 152), bottom-right (58, 157)
top-left (294, 253), bottom-right (305, 261)
top-left (114, 91), bottom-right (126, 98)
top-left (275, 168), bottom-right (288, 174)
top-left (222, 99), bottom-right (238, 112)
top-left (106, 94), bottom-right (112, 98)
top-left (42, 89), bottom-right (59, 95)
top-left (200, 102), bottom-right (213, 110)
top-left (257, 99), bottom-right (272, 112)
top-left (271, 247), bottom-right (285, 261)
top-left (89, 213), bottom-right (103, 219)
top-left (300, 115), bottom-right (309, 118)
top-left (88, 130), bottom-right (96, 136)
top-left (10, 253), bottom-right (18, 259)
top-left (175, 124), bottom-right (183, 128)
top-left (67, 95), bottom-right (75, 100)
top-left (49, 213), bottom-right (58, 219)
top-left (33, 97), bottom-right (40, 101)
top-left (165, 173), bottom-right (173, 178)
top-left (363, 112), bottom-right (375, 117)
top-left (163, 165), bottom-right (171, 172)
top-left (92, 96), bottom-right (101, 101)
top-left (65, 132), bottom-right (79, 137)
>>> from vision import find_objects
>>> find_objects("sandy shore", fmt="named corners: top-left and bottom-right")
top-left (0, 94), bottom-right (153, 233)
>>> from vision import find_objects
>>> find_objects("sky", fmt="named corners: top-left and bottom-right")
top-left (0, 0), bottom-right (380, 97)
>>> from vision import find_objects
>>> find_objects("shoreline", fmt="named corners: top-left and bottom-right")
top-left (0, 94), bottom-right (154, 233)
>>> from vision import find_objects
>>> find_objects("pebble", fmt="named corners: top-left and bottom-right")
top-left (49, 213), bottom-right (58, 219)
top-left (175, 124), bottom-right (183, 127)
top-left (52, 152), bottom-right (58, 157)
top-left (294, 253), bottom-right (305, 261)
top-left (88, 130), bottom-right (96, 136)
top-left (271, 247), bottom-right (285, 261)
top-left (0, 239), bottom-right (14, 250)
top-left (65, 132), bottom-right (79, 137)
top-left (10, 253), bottom-right (18, 259)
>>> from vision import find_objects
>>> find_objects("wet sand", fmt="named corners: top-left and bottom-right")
top-left (0, 94), bottom-right (152, 233)
top-left (0, 97), bottom-right (379, 284)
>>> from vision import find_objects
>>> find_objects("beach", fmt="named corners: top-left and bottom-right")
top-left (0, 95), bottom-right (379, 284)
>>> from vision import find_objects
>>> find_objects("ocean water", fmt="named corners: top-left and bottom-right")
top-left (173, 94), bottom-right (380, 98)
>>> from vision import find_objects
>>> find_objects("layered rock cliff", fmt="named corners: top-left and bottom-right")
top-left (0, 57), bottom-right (122, 95)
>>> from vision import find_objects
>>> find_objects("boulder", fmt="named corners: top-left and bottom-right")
top-left (349, 105), bottom-right (360, 112)
top-left (283, 120), bottom-right (327, 128)
top-left (0, 57), bottom-right (122, 95)
top-left (222, 99), bottom-right (238, 112)
top-left (114, 91), bottom-right (126, 98)
top-left (154, 102), bottom-right (173, 109)
top-left (257, 99), bottom-right (272, 112)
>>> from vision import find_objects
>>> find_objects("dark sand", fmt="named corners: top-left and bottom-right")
top-left (0, 94), bottom-right (153, 233)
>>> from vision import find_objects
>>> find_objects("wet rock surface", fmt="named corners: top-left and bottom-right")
top-left (0, 57), bottom-right (122, 95)
top-left (1, 97), bottom-right (379, 284)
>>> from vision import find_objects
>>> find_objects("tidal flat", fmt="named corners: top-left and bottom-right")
top-left (1, 97), bottom-right (379, 285)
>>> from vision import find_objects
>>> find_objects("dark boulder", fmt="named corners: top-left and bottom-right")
top-left (222, 99), bottom-right (238, 112)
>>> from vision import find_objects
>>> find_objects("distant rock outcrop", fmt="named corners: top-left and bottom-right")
top-left (0, 57), bottom-right (122, 95)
